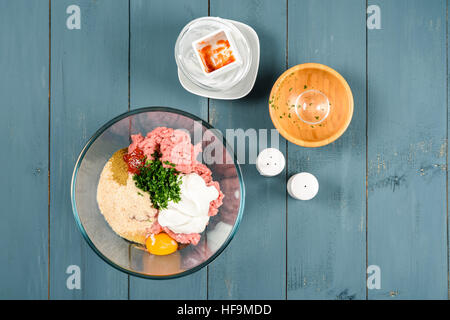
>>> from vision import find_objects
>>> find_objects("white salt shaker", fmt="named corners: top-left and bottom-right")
top-left (255, 148), bottom-right (285, 177)
top-left (287, 172), bottom-right (319, 200)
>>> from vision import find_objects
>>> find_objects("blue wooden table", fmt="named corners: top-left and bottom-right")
top-left (1, 0), bottom-right (448, 300)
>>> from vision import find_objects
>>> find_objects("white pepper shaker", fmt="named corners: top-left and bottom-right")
top-left (287, 172), bottom-right (319, 200)
top-left (255, 148), bottom-right (285, 177)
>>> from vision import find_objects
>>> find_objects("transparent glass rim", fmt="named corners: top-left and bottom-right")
top-left (294, 89), bottom-right (330, 125)
top-left (71, 106), bottom-right (245, 280)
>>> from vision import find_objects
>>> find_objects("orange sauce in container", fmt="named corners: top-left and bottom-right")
top-left (197, 39), bottom-right (236, 73)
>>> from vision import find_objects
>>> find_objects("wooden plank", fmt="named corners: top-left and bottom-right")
top-left (368, 0), bottom-right (447, 299)
top-left (207, 0), bottom-right (287, 299)
top-left (0, 0), bottom-right (49, 299)
top-left (287, 0), bottom-right (367, 299)
top-left (448, 0), bottom-right (450, 301)
top-left (129, 0), bottom-right (208, 299)
top-left (50, 0), bottom-right (129, 299)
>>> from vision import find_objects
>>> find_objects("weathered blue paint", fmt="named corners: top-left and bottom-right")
top-left (207, 0), bottom-right (287, 300)
top-left (287, 0), bottom-right (367, 300)
top-left (0, 0), bottom-right (49, 299)
top-left (1, 0), bottom-right (449, 300)
top-left (129, 0), bottom-right (209, 299)
top-left (50, 0), bottom-right (129, 299)
top-left (368, 0), bottom-right (447, 299)
top-left (448, 0), bottom-right (450, 302)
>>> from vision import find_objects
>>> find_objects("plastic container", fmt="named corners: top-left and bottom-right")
top-left (192, 29), bottom-right (241, 77)
top-left (255, 148), bottom-right (285, 177)
top-left (287, 172), bottom-right (319, 200)
top-left (177, 19), bottom-right (260, 100)
top-left (175, 17), bottom-right (252, 92)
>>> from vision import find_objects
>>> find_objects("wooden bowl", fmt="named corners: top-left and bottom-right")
top-left (269, 63), bottom-right (353, 147)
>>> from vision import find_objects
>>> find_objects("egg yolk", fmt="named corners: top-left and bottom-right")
top-left (146, 233), bottom-right (178, 256)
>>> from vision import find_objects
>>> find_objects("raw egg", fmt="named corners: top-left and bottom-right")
top-left (146, 233), bottom-right (178, 256)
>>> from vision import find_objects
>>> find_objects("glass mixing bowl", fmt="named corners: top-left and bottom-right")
top-left (71, 107), bottom-right (245, 279)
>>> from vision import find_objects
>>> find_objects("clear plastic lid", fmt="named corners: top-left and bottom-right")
top-left (175, 17), bottom-right (252, 91)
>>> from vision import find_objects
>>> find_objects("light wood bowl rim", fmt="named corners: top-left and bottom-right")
top-left (269, 63), bottom-right (354, 148)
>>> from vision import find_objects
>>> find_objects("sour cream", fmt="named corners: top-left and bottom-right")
top-left (158, 173), bottom-right (219, 234)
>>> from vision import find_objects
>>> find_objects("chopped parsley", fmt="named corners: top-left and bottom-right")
top-left (133, 152), bottom-right (182, 210)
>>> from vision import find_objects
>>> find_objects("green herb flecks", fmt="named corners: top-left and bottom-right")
top-left (133, 152), bottom-right (182, 210)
